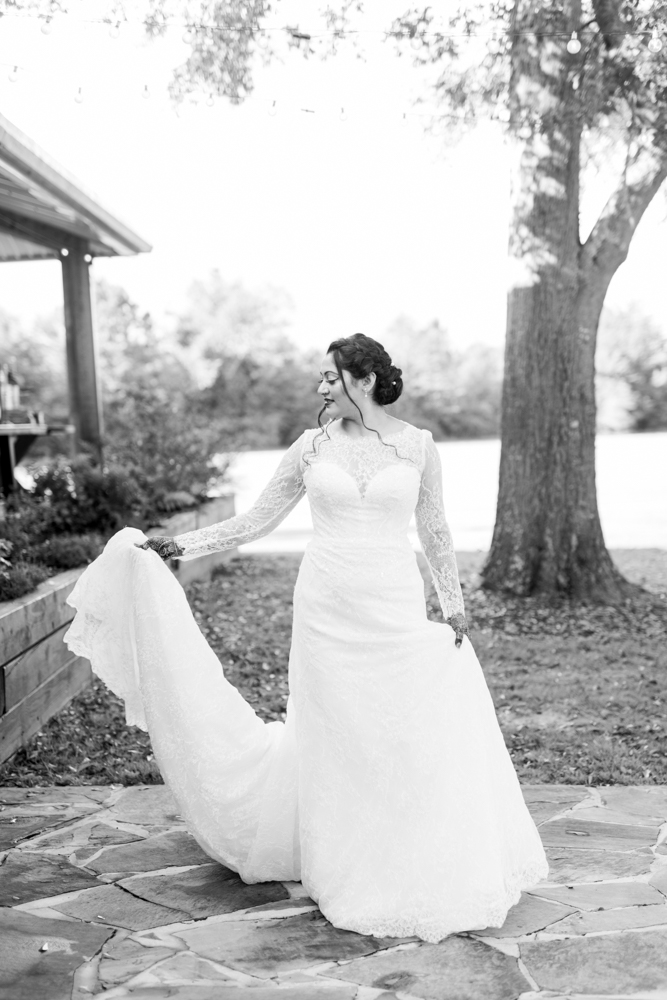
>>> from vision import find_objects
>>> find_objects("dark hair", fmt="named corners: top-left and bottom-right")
top-left (304, 333), bottom-right (405, 467)
top-left (328, 333), bottom-right (404, 406)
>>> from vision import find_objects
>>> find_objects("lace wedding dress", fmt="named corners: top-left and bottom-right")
top-left (65, 421), bottom-right (548, 942)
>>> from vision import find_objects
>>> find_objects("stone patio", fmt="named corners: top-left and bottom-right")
top-left (1, 783), bottom-right (667, 999)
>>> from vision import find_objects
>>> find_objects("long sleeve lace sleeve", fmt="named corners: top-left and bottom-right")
top-left (415, 430), bottom-right (465, 620)
top-left (174, 433), bottom-right (307, 559)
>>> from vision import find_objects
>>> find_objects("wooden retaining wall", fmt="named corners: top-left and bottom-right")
top-left (0, 494), bottom-right (237, 764)
top-left (0, 567), bottom-right (89, 764)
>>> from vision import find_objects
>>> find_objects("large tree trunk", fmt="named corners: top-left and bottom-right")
top-left (481, 2), bottom-right (666, 603)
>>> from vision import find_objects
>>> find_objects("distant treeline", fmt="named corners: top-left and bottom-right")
top-left (1, 273), bottom-right (665, 468)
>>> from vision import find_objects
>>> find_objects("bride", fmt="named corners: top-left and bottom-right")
top-left (65, 332), bottom-right (548, 943)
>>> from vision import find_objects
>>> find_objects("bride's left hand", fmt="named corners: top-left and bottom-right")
top-left (446, 612), bottom-right (469, 648)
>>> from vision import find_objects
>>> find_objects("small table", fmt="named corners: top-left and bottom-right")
top-left (0, 423), bottom-right (75, 495)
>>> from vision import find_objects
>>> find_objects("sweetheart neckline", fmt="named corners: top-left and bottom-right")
top-left (305, 458), bottom-right (420, 502)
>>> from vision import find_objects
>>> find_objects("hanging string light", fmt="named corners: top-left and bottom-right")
top-left (566, 31), bottom-right (582, 54)
top-left (40, 16), bottom-right (53, 35)
top-left (339, 106), bottom-right (348, 121)
top-left (206, 93), bottom-right (215, 107)
top-left (74, 86), bottom-right (84, 104)
top-left (109, 22), bottom-right (120, 39)
top-left (8, 65), bottom-right (19, 83)
top-left (268, 99), bottom-right (277, 116)
top-left (142, 84), bottom-right (150, 99)
top-left (648, 27), bottom-right (663, 53)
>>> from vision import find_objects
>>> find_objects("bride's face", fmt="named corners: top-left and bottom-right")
top-left (317, 353), bottom-right (363, 419)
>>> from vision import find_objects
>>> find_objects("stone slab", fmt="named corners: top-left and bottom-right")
top-left (0, 904), bottom-right (112, 1000)
top-left (0, 786), bottom-right (113, 806)
top-left (600, 786), bottom-right (667, 819)
top-left (177, 910), bottom-right (403, 978)
top-left (649, 866), bottom-right (667, 896)
top-left (529, 880), bottom-right (664, 910)
top-left (34, 821), bottom-right (144, 855)
top-left (53, 883), bottom-right (192, 930)
top-left (544, 847), bottom-right (653, 882)
top-left (521, 785), bottom-right (592, 825)
top-left (539, 817), bottom-right (659, 852)
top-left (124, 988), bottom-right (357, 1000)
top-left (569, 805), bottom-right (666, 827)
top-left (88, 829), bottom-right (211, 874)
top-left (98, 939), bottom-right (175, 987)
top-left (474, 892), bottom-right (576, 938)
top-left (521, 927), bottom-right (667, 993)
top-left (330, 934), bottom-right (529, 1000)
top-left (136, 951), bottom-right (236, 985)
top-left (242, 896), bottom-right (319, 917)
top-left (107, 785), bottom-right (183, 828)
top-left (121, 862), bottom-right (289, 919)
top-left (0, 814), bottom-right (68, 851)
top-left (0, 851), bottom-right (99, 905)
top-left (546, 903), bottom-right (667, 935)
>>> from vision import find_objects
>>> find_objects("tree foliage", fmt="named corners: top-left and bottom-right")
top-left (598, 305), bottom-right (667, 431)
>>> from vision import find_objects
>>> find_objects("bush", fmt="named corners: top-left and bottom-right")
top-left (32, 534), bottom-right (103, 570)
top-left (30, 456), bottom-right (152, 535)
top-left (0, 562), bottom-right (49, 602)
top-left (0, 456), bottom-right (152, 602)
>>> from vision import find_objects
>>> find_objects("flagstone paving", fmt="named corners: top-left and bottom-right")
top-left (1, 783), bottom-right (667, 999)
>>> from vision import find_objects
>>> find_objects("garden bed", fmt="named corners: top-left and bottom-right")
top-left (1, 547), bottom-right (665, 786)
top-left (0, 495), bottom-right (236, 765)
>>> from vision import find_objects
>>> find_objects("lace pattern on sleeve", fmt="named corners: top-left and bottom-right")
top-left (174, 432), bottom-right (308, 559)
top-left (415, 430), bottom-right (465, 620)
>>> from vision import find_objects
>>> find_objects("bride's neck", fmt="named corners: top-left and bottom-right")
top-left (338, 412), bottom-right (392, 438)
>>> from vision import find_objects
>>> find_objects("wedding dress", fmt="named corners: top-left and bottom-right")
top-left (65, 421), bottom-right (548, 943)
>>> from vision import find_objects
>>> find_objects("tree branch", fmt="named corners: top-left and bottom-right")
top-left (590, 0), bottom-right (626, 50)
top-left (583, 146), bottom-right (667, 277)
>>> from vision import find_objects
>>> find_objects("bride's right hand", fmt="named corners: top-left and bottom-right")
top-left (446, 612), bottom-right (469, 648)
top-left (136, 536), bottom-right (184, 561)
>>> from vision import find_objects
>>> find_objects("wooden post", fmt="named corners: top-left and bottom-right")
top-left (61, 240), bottom-right (103, 463)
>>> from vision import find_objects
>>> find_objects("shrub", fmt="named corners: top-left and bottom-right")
top-left (30, 456), bottom-right (152, 535)
top-left (0, 562), bottom-right (49, 602)
top-left (32, 535), bottom-right (103, 570)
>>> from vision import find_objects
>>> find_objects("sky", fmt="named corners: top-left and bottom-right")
top-left (0, 0), bottom-right (665, 354)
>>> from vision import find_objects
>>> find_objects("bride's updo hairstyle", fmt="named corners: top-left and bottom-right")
top-left (328, 333), bottom-right (404, 407)
top-left (305, 333), bottom-right (405, 465)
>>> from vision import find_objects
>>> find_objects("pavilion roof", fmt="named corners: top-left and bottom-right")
top-left (0, 112), bottom-right (151, 261)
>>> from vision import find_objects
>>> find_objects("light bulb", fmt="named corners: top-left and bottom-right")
top-left (61, 248), bottom-right (69, 256)
top-left (8, 66), bottom-right (19, 83)
top-left (206, 94), bottom-right (214, 107)
top-left (410, 31), bottom-right (423, 52)
top-left (401, 111), bottom-right (408, 125)
top-left (74, 87), bottom-right (83, 104)
top-left (41, 16), bottom-right (53, 35)
top-left (109, 22), bottom-right (120, 39)
top-left (566, 31), bottom-right (581, 54)
top-left (339, 106), bottom-right (348, 121)
top-left (142, 84), bottom-right (150, 99)
top-left (572, 75), bottom-right (580, 90)
top-left (84, 253), bottom-right (93, 263)
top-left (183, 27), bottom-right (193, 43)
top-left (648, 28), bottom-right (663, 53)
top-left (268, 99), bottom-right (277, 116)
top-left (255, 28), bottom-right (269, 50)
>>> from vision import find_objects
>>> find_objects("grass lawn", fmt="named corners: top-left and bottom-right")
top-left (1, 548), bottom-right (665, 787)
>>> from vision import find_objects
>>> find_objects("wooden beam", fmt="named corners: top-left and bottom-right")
top-left (61, 242), bottom-right (103, 461)
top-left (0, 112), bottom-right (152, 256)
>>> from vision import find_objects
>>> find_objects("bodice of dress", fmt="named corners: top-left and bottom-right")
top-left (175, 422), bottom-right (465, 619)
